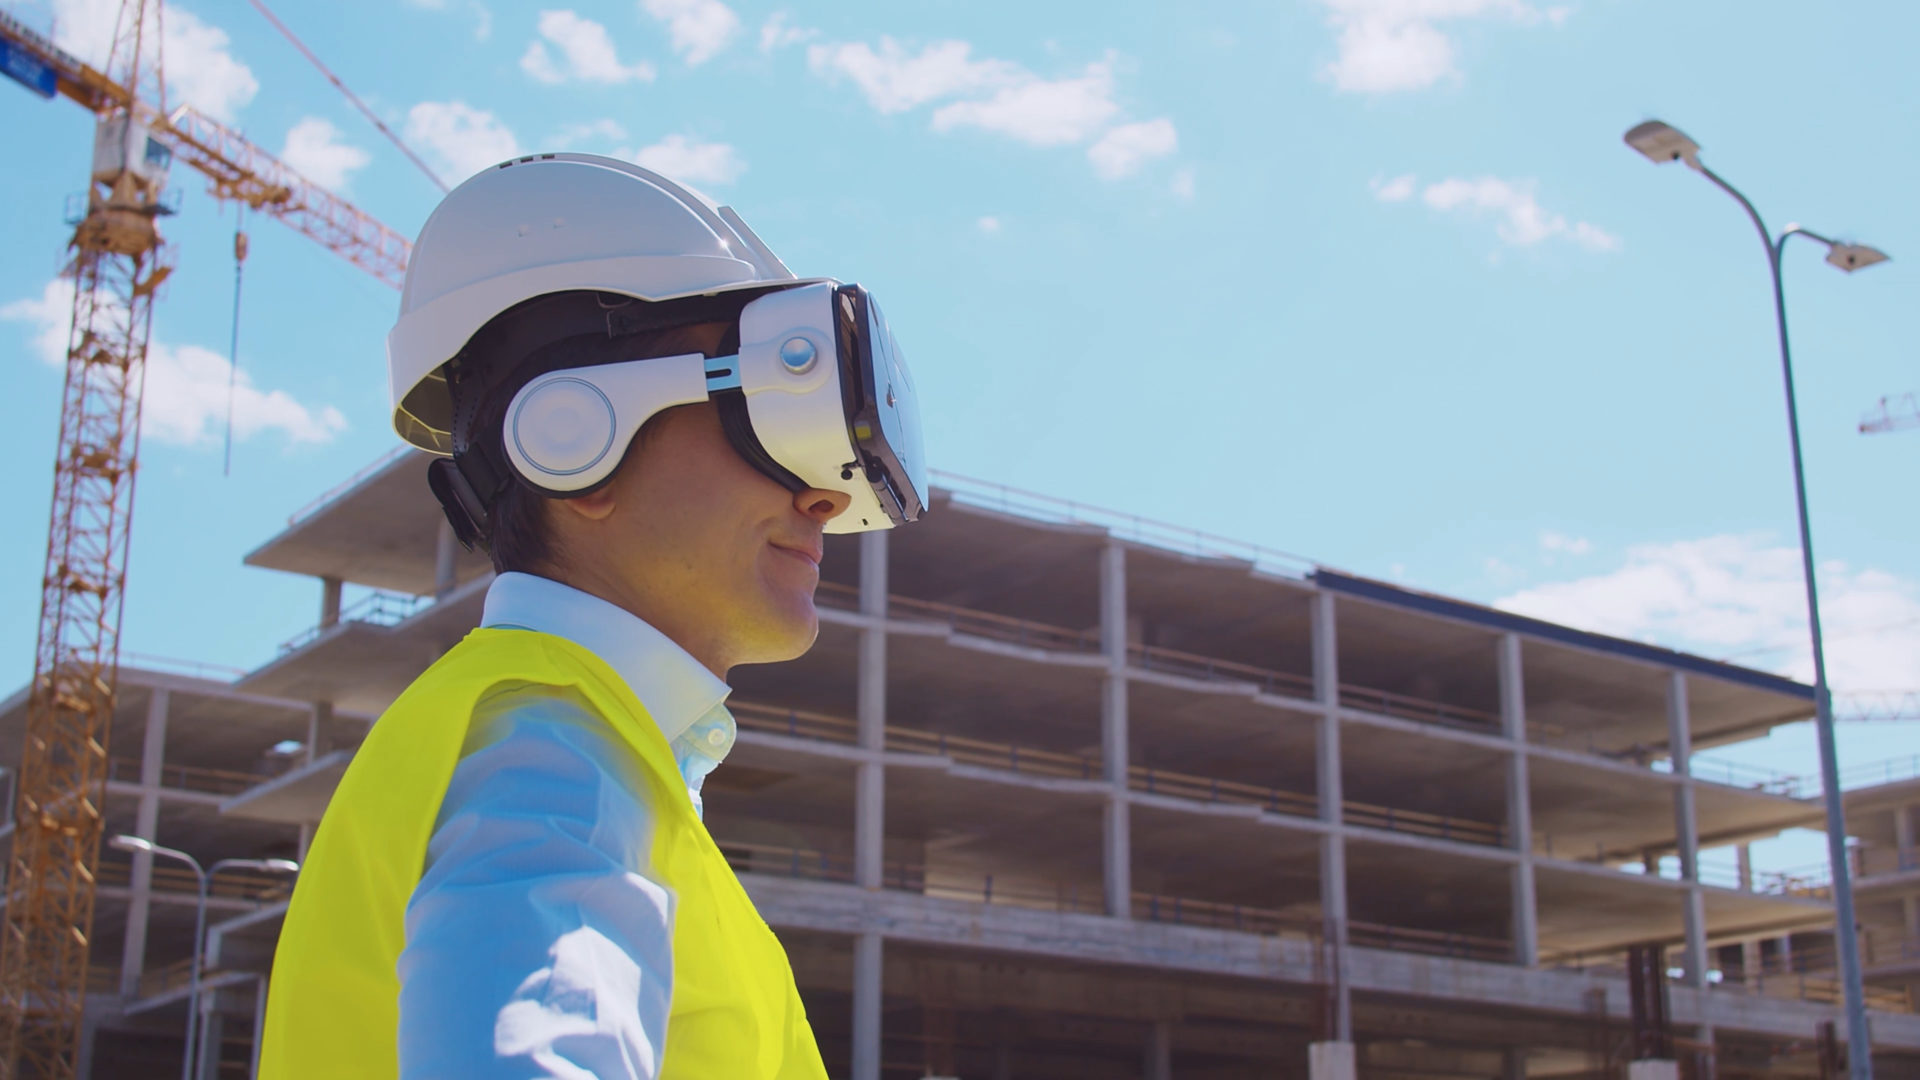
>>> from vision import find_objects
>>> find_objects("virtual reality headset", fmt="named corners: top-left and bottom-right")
top-left (429, 280), bottom-right (926, 547)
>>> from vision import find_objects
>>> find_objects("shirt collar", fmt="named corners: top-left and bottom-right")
top-left (480, 571), bottom-right (730, 745)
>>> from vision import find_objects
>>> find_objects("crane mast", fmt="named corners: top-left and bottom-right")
top-left (0, 0), bottom-right (169, 1071)
top-left (0, 2), bottom-right (409, 1073)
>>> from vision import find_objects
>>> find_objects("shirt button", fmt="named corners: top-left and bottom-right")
top-left (707, 728), bottom-right (728, 748)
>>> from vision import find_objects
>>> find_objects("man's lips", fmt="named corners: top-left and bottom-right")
top-left (769, 541), bottom-right (822, 568)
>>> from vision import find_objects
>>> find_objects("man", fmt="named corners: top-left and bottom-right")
top-left (260, 154), bottom-right (927, 1079)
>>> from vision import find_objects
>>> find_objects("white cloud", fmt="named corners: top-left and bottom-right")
top-left (2, 280), bottom-right (346, 447)
top-left (1312, 0), bottom-right (1564, 95)
top-left (522, 9), bottom-right (656, 84)
top-left (639, 0), bottom-right (738, 65)
top-left (1087, 117), bottom-right (1178, 180)
top-left (279, 118), bottom-right (371, 192)
top-left (1370, 172), bottom-right (1416, 202)
top-left (404, 101), bottom-right (521, 181)
top-left (806, 37), bottom-right (1021, 114)
top-left (51, 0), bottom-right (257, 121)
top-left (1170, 167), bottom-right (1196, 201)
top-left (759, 12), bottom-right (815, 53)
top-left (808, 35), bottom-right (1171, 174)
top-left (931, 55), bottom-right (1120, 146)
top-left (1399, 175), bottom-right (1619, 252)
top-left (628, 135), bottom-right (744, 186)
top-left (976, 215), bottom-right (1001, 233)
top-left (1496, 534), bottom-right (1920, 692)
top-left (552, 118), bottom-right (630, 148)
top-left (1539, 530), bottom-right (1591, 556)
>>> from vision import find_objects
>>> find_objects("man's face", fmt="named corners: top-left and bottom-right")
top-left (550, 400), bottom-right (850, 676)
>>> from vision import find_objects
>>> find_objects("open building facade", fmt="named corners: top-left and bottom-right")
top-left (2, 450), bottom-right (1918, 1078)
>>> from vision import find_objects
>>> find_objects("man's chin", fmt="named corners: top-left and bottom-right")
top-left (749, 594), bottom-right (820, 663)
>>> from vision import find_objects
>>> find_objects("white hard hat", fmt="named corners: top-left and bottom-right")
top-left (390, 152), bottom-right (927, 541)
top-left (388, 153), bottom-right (799, 454)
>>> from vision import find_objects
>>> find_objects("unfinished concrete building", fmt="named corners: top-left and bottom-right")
top-left (3, 448), bottom-right (1918, 1078)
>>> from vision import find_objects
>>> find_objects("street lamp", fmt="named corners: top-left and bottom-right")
top-left (1624, 119), bottom-right (1888, 1080)
top-left (111, 835), bottom-right (298, 1080)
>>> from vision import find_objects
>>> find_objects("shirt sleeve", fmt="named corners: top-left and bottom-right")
top-left (397, 689), bottom-right (674, 1080)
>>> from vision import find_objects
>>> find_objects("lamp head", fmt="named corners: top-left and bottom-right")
top-left (110, 834), bottom-right (154, 854)
top-left (1825, 242), bottom-right (1890, 273)
top-left (1625, 120), bottom-right (1702, 170)
top-left (263, 858), bottom-right (300, 873)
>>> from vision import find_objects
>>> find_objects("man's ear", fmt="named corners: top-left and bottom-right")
top-left (556, 486), bottom-right (618, 522)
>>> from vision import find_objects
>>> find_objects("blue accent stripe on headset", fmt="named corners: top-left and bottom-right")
top-left (704, 353), bottom-right (743, 392)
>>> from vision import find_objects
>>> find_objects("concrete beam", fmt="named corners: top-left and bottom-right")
top-left (746, 874), bottom-right (1920, 1047)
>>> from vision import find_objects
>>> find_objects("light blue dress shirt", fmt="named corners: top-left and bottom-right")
top-left (396, 572), bottom-right (738, 1079)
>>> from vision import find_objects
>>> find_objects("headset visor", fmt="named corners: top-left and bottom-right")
top-left (838, 285), bottom-right (927, 525)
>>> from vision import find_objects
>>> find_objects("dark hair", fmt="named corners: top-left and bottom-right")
top-left (453, 293), bottom-right (729, 575)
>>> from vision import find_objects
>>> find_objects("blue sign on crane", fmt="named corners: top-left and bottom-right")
top-left (0, 35), bottom-right (58, 99)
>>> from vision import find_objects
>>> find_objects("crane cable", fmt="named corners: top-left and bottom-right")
top-left (223, 212), bottom-right (249, 477)
top-left (243, 0), bottom-right (451, 194)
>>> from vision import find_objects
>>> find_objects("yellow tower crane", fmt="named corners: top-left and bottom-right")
top-left (0, 4), bottom-right (411, 1074)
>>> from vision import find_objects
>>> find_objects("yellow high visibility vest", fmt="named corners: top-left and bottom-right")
top-left (258, 628), bottom-right (828, 1080)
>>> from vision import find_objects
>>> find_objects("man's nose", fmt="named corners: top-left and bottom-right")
top-left (795, 487), bottom-right (851, 524)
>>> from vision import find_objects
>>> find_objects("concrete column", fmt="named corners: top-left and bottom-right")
top-left (74, 1003), bottom-right (99, 1080)
top-left (855, 530), bottom-right (889, 891)
top-left (1100, 541), bottom-right (1132, 918)
top-left (319, 575), bottom-right (342, 628)
top-left (1310, 591), bottom-right (1351, 1042)
top-left (1902, 894), bottom-right (1919, 941)
top-left (120, 687), bottom-right (170, 996)
top-left (1498, 633), bottom-right (1538, 967)
top-left (1308, 1040), bottom-right (1356, 1080)
top-left (1736, 844), bottom-right (1754, 892)
top-left (852, 532), bottom-right (888, 1080)
top-left (433, 517), bottom-right (459, 600)
top-left (1144, 1019), bottom-right (1172, 1080)
top-left (1896, 805), bottom-right (1916, 871)
top-left (250, 976), bottom-right (269, 1079)
top-left (306, 700), bottom-right (337, 763)
top-left (196, 1002), bottom-right (225, 1080)
top-left (852, 931), bottom-right (882, 1080)
top-left (1504, 1047), bottom-right (1528, 1080)
top-left (1741, 938), bottom-right (1763, 985)
top-left (1666, 672), bottom-right (1709, 988)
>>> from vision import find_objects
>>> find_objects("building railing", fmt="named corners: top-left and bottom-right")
top-left (1683, 755), bottom-right (1813, 798)
top-left (1547, 944), bottom-right (1915, 1014)
top-left (120, 651), bottom-right (248, 682)
top-left (723, 838), bottom-right (1514, 965)
top-left (1852, 846), bottom-right (1919, 880)
top-left (930, 470), bottom-right (1322, 580)
top-left (1693, 856), bottom-right (1831, 899)
top-left (96, 858), bottom-right (293, 903)
top-left (1839, 753), bottom-right (1920, 791)
top-left (733, 699), bottom-right (1509, 848)
top-left (286, 444), bottom-right (409, 526)
top-left (277, 588), bottom-right (434, 653)
top-left (1128, 642), bottom-right (1315, 699)
top-left (106, 756), bottom-right (267, 797)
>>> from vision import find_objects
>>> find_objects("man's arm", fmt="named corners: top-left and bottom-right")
top-left (398, 691), bottom-right (674, 1079)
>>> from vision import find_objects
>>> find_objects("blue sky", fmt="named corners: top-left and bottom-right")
top-left (0, 0), bottom-right (1915, 854)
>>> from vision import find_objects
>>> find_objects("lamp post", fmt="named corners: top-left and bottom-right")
top-left (112, 835), bottom-right (297, 1080)
top-left (1624, 119), bottom-right (1888, 1080)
